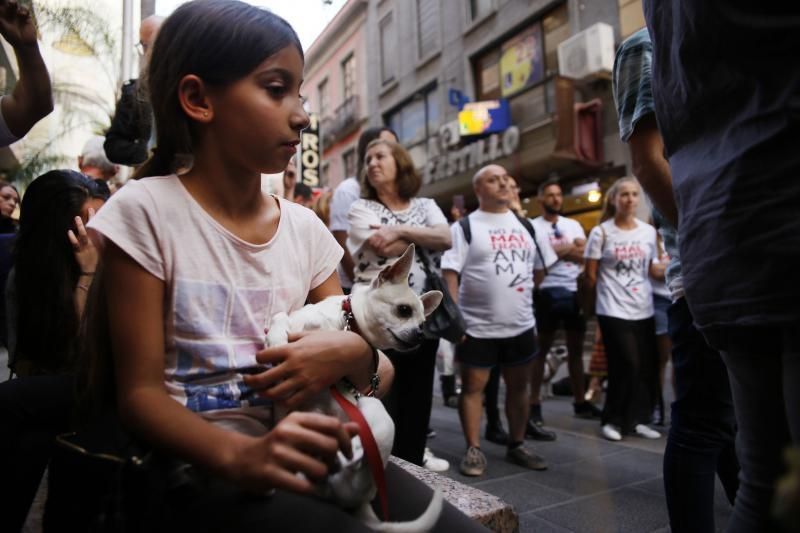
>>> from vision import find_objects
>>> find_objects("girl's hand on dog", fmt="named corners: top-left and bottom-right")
top-left (228, 411), bottom-right (358, 494)
top-left (245, 330), bottom-right (372, 409)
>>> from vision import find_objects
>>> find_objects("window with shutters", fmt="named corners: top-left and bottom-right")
top-left (379, 13), bottom-right (396, 85)
top-left (317, 79), bottom-right (329, 118)
top-left (341, 54), bottom-right (356, 101)
top-left (342, 148), bottom-right (357, 179)
top-left (385, 86), bottom-right (439, 149)
top-left (416, 0), bottom-right (440, 61)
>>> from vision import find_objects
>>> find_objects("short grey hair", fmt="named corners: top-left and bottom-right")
top-left (80, 136), bottom-right (116, 174)
top-left (472, 164), bottom-right (505, 186)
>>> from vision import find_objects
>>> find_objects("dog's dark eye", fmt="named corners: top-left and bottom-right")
top-left (396, 304), bottom-right (413, 318)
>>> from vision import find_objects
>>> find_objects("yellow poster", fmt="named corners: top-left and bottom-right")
top-left (500, 24), bottom-right (544, 97)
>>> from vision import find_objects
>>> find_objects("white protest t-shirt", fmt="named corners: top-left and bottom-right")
top-left (328, 176), bottom-right (361, 289)
top-left (584, 218), bottom-right (657, 320)
top-left (89, 175), bottom-right (342, 436)
top-left (346, 197), bottom-right (448, 295)
top-left (441, 210), bottom-right (557, 338)
top-left (532, 215), bottom-right (586, 292)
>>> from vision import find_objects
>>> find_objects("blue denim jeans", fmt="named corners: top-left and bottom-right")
top-left (663, 298), bottom-right (738, 532)
top-left (703, 322), bottom-right (800, 533)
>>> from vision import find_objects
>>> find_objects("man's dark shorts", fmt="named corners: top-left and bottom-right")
top-left (534, 287), bottom-right (586, 333)
top-left (456, 327), bottom-right (538, 369)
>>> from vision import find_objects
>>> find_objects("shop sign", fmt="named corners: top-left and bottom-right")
top-left (300, 112), bottom-right (320, 187)
top-left (458, 99), bottom-right (511, 136)
top-left (424, 122), bottom-right (520, 184)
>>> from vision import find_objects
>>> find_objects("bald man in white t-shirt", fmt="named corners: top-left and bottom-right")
top-left (442, 164), bottom-right (556, 477)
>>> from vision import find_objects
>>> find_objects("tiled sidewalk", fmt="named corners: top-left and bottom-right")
top-left (426, 382), bottom-right (733, 532)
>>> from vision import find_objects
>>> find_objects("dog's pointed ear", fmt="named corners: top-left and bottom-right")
top-left (372, 244), bottom-right (416, 288)
top-left (420, 290), bottom-right (443, 317)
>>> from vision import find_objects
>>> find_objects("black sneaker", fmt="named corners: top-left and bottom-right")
top-left (525, 420), bottom-right (557, 441)
top-left (506, 445), bottom-right (548, 471)
top-left (574, 401), bottom-right (602, 419)
top-left (485, 419), bottom-right (510, 445)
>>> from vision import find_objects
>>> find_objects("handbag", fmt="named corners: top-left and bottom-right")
top-left (416, 246), bottom-right (467, 343)
top-left (576, 225), bottom-right (606, 318)
top-left (44, 409), bottom-right (170, 532)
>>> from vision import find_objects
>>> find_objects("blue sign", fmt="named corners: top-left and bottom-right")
top-left (448, 89), bottom-right (470, 110)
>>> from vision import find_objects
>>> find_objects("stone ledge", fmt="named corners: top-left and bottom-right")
top-left (389, 456), bottom-right (519, 533)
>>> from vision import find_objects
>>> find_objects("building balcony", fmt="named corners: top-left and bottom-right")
top-left (321, 94), bottom-right (361, 150)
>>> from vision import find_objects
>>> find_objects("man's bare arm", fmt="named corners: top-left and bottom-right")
top-left (0, 3), bottom-right (53, 138)
top-left (628, 114), bottom-right (678, 227)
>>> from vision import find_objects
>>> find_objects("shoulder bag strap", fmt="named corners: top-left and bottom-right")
top-left (516, 215), bottom-right (548, 276)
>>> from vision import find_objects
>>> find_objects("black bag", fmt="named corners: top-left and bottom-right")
top-left (416, 246), bottom-right (467, 343)
top-left (44, 411), bottom-right (169, 532)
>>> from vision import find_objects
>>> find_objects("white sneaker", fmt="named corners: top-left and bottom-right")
top-left (634, 424), bottom-right (661, 439)
top-left (601, 424), bottom-right (622, 441)
top-left (423, 448), bottom-right (450, 472)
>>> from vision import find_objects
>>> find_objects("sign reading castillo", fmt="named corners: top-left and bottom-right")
top-left (300, 112), bottom-right (320, 187)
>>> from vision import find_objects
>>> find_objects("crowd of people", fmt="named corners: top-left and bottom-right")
top-left (0, 0), bottom-right (797, 532)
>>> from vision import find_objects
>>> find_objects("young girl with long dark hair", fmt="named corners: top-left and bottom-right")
top-left (83, 2), bottom-right (482, 530)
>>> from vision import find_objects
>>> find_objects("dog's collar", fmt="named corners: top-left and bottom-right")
top-left (342, 296), bottom-right (381, 397)
top-left (342, 296), bottom-right (357, 333)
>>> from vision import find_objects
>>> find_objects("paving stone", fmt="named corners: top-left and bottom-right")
top-left (534, 487), bottom-right (670, 533)
top-left (518, 513), bottom-right (573, 533)
top-left (517, 448), bottom-right (663, 497)
top-left (474, 476), bottom-right (572, 514)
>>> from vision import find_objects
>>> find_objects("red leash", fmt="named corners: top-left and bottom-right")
top-left (330, 386), bottom-right (389, 521)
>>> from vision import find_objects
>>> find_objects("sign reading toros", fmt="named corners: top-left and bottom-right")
top-left (424, 123), bottom-right (520, 184)
top-left (300, 112), bottom-right (320, 187)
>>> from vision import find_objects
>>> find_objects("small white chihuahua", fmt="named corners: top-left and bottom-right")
top-left (265, 244), bottom-right (444, 532)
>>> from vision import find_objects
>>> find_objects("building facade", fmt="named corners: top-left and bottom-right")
top-left (363, 0), bottom-right (647, 226)
top-left (303, 0), bottom-right (370, 190)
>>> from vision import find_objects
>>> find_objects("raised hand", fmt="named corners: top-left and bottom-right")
top-left (67, 208), bottom-right (99, 275)
top-left (0, 0), bottom-right (38, 48)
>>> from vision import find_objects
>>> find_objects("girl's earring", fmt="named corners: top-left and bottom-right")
top-left (203, 111), bottom-right (209, 118)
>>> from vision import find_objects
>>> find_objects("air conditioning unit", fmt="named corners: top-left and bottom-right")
top-left (557, 22), bottom-right (615, 81)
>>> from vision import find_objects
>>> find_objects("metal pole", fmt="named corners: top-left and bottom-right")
top-left (121, 0), bottom-right (134, 83)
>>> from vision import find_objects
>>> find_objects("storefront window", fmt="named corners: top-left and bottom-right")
top-left (500, 23), bottom-right (544, 98)
top-left (473, 4), bottom-right (567, 100)
top-left (387, 87), bottom-right (439, 148)
top-left (476, 49), bottom-right (501, 100)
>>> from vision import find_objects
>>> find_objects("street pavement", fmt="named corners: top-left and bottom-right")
top-left (426, 369), bottom-right (734, 532)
